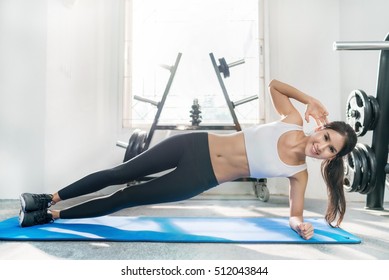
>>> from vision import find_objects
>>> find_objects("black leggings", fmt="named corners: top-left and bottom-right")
top-left (58, 132), bottom-right (219, 219)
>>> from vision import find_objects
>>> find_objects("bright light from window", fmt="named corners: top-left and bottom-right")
top-left (128, 0), bottom-right (262, 126)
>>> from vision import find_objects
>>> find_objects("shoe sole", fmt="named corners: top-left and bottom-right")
top-left (18, 210), bottom-right (25, 227)
top-left (20, 194), bottom-right (27, 212)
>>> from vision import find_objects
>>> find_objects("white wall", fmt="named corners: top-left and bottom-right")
top-left (0, 0), bottom-right (47, 198)
top-left (44, 0), bottom-right (124, 194)
top-left (266, 0), bottom-right (341, 200)
top-left (0, 0), bottom-right (124, 198)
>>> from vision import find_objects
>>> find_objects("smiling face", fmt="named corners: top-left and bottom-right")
top-left (305, 128), bottom-right (346, 160)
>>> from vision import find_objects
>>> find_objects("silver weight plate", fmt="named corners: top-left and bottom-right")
top-left (346, 90), bottom-right (372, 137)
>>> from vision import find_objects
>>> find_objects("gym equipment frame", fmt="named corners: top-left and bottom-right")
top-left (117, 52), bottom-right (269, 201)
top-left (335, 33), bottom-right (389, 210)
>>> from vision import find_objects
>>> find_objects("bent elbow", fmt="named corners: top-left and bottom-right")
top-left (268, 79), bottom-right (280, 89)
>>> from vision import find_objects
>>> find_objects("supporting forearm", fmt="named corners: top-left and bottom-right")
top-left (289, 216), bottom-right (314, 240)
top-left (289, 216), bottom-right (304, 232)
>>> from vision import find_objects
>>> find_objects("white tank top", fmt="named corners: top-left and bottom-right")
top-left (243, 121), bottom-right (307, 178)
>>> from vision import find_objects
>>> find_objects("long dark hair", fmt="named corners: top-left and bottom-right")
top-left (320, 121), bottom-right (357, 227)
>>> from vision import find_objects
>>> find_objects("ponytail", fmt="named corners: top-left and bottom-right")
top-left (321, 156), bottom-right (346, 227)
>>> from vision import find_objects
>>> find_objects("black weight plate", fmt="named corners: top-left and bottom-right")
top-left (218, 58), bottom-right (230, 78)
top-left (134, 130), bottom-right (147, 155)
top-left (357, 144), bottom-right (377, 195)
top-left (355, 144), bottom-right (369, 193)
top-left (368, 96), bottom-right (379, 130)
top-left (343, 149), bottom-right (362, 192)
top-left (346, 90), bottom-right (372, 137)
top-left (123, 129), bottom-right (140, 162)
top-left (356, 143), bottom-right (371, 194)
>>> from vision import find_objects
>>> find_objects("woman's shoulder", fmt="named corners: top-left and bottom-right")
top-left (289, 168), bottom-right (308, 183)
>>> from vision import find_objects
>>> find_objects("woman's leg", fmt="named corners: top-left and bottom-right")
top-left (57, 133), bottom-right (189, 201)
top-left (57, 132), bottom-right (219, 219)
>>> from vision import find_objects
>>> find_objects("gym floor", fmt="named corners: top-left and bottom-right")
top-left (0, 193), bottom-right (388, 260)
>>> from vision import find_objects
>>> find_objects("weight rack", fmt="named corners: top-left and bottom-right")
top-left (334, 33), bottom-right (389, 210)
top-left (117, 52), bottom-right (269, 201)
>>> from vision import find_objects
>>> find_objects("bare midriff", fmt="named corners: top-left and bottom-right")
top-left (208, 132), bottom-right (250, 184)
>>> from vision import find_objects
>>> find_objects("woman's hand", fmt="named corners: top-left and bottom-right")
top-left (304, 97), bottom-right (329, 126)
top-left (296, 222), bottom-right (314, 240)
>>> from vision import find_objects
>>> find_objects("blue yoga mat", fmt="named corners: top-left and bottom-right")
top-left (0, 216), bottom-right (361, 244)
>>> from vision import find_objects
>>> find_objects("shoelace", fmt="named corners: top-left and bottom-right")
top-left (32, 194), bottom-right (52, 209)
top-left (34, 210), bottom-right (53, 224)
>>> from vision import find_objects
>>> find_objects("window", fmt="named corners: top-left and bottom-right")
top-left (123, 0), bottom-right (264, 128)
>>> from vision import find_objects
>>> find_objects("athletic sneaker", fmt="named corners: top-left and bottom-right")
top-left (20, 193), bottom-right (53, 212)
top-left (19, 209), bottom-right (53, 227)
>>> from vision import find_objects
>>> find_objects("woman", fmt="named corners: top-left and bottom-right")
top-left (19, 79), bottom-right (357, 240)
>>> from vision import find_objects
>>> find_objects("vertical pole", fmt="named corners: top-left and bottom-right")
top-left (143, 53), bottom-right (182, 150)
top-left (209, 53), bottom-right (242, 131)
top-left (366, 34), bottom-right (389, 210)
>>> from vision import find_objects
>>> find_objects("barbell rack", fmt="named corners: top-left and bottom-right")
top-left (117, 52), bottom-right (268, 200)
top-left (335, 33), bottom-right (389, 210)
top-left (333, 41), bottom-right (389, 51)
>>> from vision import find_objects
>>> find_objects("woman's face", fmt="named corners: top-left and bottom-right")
top-left (305, 128), bottom-right (346, 160)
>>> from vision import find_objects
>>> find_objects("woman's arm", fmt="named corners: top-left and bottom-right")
top-left (288, 171), bottom-right (314, 240)
top-left (268, 79), bottom-right (329, 126)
